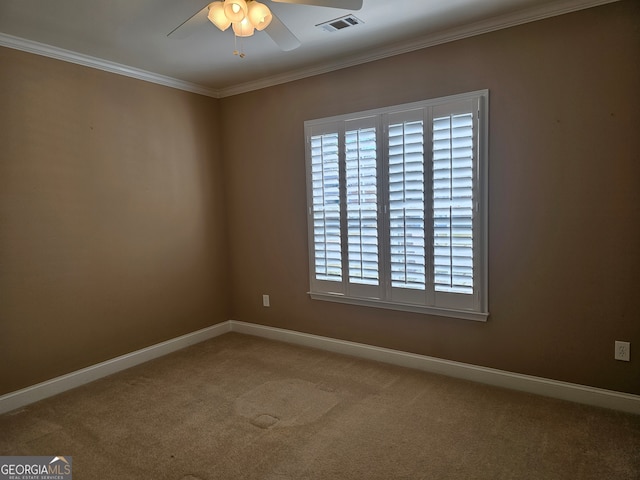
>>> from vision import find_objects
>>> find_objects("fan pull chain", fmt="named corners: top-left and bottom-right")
top-left (233, 34), bottom-right (246, 58)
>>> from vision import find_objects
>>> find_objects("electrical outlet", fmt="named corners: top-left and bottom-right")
top-left (614, 341), bottom-right (630, 361)
top-left (262, 294), bottom-right (270, 307)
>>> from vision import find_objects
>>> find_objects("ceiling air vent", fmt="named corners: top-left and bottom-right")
top-left (316, 15), bottom-right (364, 33)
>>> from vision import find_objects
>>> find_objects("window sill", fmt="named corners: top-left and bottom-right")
top-left (308, 291), bottom-right (489, 322)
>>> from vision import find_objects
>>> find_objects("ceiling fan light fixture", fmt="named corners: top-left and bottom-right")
top-left (208, 2), bottom-right (232, 31)
top-left (224, 0), bottom-right (248, 23)
top-left (248, 1), bottom-right (272, 31)
top-left (232, 17), bottom-right (255, 37)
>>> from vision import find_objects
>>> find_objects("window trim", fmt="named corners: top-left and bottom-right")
top-left (305, 90), bottom-right (489, 322)
top-left (309, 291), bottom-right (488, 322)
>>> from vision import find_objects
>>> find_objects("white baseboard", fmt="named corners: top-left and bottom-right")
top-left (0, 322), bottom-right (231, 415)
top-left (2, 319), bottom-right (638, 416)
top-left (229, 320), bottom-right (640, 415)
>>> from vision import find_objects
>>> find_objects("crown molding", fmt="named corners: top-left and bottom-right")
top-left (0, 33), bottom-right (222, 98)
top-left (218, 0), bottom-right (620, 97)
top-left (0, 0), bottom-right (620, 99)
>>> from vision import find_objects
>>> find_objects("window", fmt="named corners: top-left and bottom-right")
top-left (305, 90), bottom-right (488, 321)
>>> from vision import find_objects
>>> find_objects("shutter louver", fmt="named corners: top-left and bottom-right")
top-left (388, 120), bottom-right (426, 290)
top-left (311, 133), bottom-right (342, 282)
top-left (345, 127), bottom-right (379, 286)
top-left (432, 113), bottom-right (474, 294)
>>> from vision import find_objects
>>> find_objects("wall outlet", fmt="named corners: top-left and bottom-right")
top-left (262, 294), bottom-right (270, 307)
top-left (614, 341), bottom-right (630, 361)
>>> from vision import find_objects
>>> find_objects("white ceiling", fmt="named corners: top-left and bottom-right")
top-left (0, 0), bottom-right (616, 97)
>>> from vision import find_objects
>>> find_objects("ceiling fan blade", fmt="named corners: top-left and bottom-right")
top-left (265, 13), bottom-right (302, 51)
top-left (167, 2), bottom-right (211, 39)
top-left (271, 0), bottom-right (363, 10)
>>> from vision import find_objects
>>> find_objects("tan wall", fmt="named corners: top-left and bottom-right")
top-left (0, 48), bottom-right (229, 395)
top-left (222, 1), bottom-right (640, 394)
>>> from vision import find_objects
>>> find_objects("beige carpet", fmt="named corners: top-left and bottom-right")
top-left (1, 332), bottom-right (639, 479)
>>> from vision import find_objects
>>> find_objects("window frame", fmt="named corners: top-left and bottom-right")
top-left (304, 90), bottom-right (489, 322)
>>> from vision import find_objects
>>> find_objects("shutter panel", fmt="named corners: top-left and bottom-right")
top-left (310, 132), bottom-right (342, 282)
top-left (345, 126), bottom-right (379, 286)
top-left (432, 112), bottom-right (474, 294)
top-left (388, 119), bottom-right (426, 290)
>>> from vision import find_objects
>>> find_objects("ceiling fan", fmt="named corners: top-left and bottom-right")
top-left (167, 0), bottom-right (363, 53)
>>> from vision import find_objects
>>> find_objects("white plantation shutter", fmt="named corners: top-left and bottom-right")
top-left (387, 110), bottom-right (426, 303)
top-left (345, 122), bottom-right (379, 288)
top-left (432, 111), bottom-right (474, 294)
top-left (309, 130), bottom-right (343, 289)
top-left (305, 91), bottom-right (488, 320)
